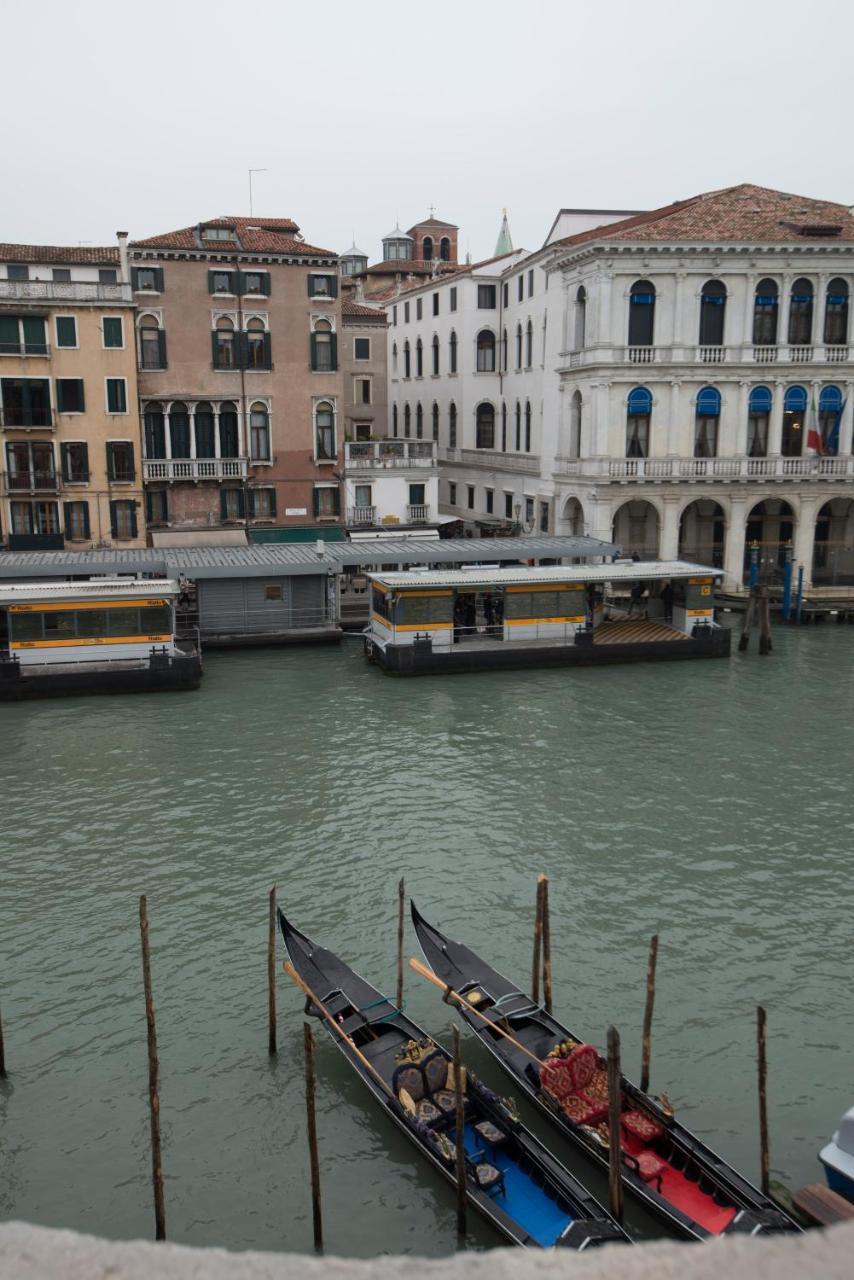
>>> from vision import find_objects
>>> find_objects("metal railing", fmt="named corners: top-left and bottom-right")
top-left (4, 470), bottom-right (59, 493)
top-left (0, 408), bottom-right (54, 429)
top-left (0, 280), bottom-right (132, 303)
top-left (142, 457), bottom-right (249, 481)
top-left (0, 341), bottom-right (50, 357)
top-left (345, 440), bottom-right (437, 468)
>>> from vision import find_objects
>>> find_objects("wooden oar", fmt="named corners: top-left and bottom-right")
top-left (408, 956), bottom-right (545, 1068)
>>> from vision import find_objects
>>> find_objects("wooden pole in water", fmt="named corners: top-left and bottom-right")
top-left (396, 877), bottom-right (405, 1010)
top-left (452, 1024), bottom-right (467, 1240)
top-left (139, 895), bottom-right (166, 1242)
top-left (0, 1003), bottom-right (6, 1078)
top-left (640, 933), bottom-right (658, 1094)
top-left (268, 885), bottom-right (277, 1056)
top-left (531, 876), bottom-right (544, 1005)
top-left (757, 1005), bottom-right (770, 1196)
top-left (738, 587), bottom-right (757, 652)
top-left (759, 586), bottom-right (773, 656)
top-left (540, 874), bottom-right (553, 1015)
top-left (303, 1022), bottom-right (323, 1253)
top-left (607, 1025), bottom-right (623, 1223)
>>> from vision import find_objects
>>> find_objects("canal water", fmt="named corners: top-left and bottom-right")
top-left (2, 626), bottom-right (853, 1255)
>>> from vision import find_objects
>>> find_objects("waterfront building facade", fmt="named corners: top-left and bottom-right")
top-left (129, 217), bottom-right (344, 536)
top-left (0, 237), bottom-right (146, 550)
top-left (340, 300), bottom-right (388, 444)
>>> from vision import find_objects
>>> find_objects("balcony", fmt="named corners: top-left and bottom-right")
top-left (0, 341), bottom-right (50, 358)
top-left (347, 505), bottom-right (377, 525)
top-left (407, 504), bottom-right (429, 523)
top-left (0, 280), bottom-right (132, 304)
top-left (142, 457), bottom-right (249, 482)
top-left (441, 446), bottom-right (540, 474)
top-left (0, 407), bottom-right (54, 430)
top-left (554, 454), bottom-right (854, 482)
top-left (4, 470), bottom-right (59, 493)
top-left (344, 440), bottom-right (437, 469)
top-left (564, 343), bottom-right (852, 368)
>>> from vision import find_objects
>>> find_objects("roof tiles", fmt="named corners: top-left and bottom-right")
top-left (130, 216), bottom-right (336, 257)
top-left (0, 244), bottom-right (120, 265)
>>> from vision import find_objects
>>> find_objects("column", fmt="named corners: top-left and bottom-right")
top-left (768, 380), bottom-right (785, 458)
top-left (214, 406), bottom-right (222, 459)
top-left (660, 496), bottom-right (681, 560)
top-left (815, 272), bottom-right (828, 353)
top-left (723, 496), bottom-right (748, 590)
top-left (742, 272), bottom-right (756, 351)
top-left (667, 380), bottom-right (682, 456)
top-left (793, 494), bottom-right (819, 586)
top-left (777, 272), bottom-right (792, 352)
top-left (840, 380), bottom-right (854, 457)
top-left (189, 404), bottom-right (197, 459)
top-left (672, 272), bottom-right (687, 353)
top-left (164, 402), bottom-right (172, 459)
top-left (597, 271), bottom-right (613, 346)
top-left (733, 380), bottom-right (750, 458)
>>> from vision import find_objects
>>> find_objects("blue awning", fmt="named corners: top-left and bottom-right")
top-left (627, 387), bottom-right (653, 415)
top-left (749, 386), bottom-right (773, 413)
top-left (784, 386), bottom-right (808, 412)
top-left (696, 387), bottom-right (721, 416)
top-left (820, 385), bottom-right (843, 412)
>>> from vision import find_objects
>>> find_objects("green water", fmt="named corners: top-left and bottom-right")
top-left (2, 627), bottom-right (853, 1254)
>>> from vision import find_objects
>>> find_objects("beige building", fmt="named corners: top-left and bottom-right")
top-left (340, 300), bottom-right (389, 443)
top-left (129, 216), bottom-right (344, 533)
top-left (0, 237), bottom-right (145, 549)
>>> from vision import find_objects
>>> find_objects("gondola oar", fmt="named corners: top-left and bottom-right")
top-left (408, 956), bottom-right (545, 1067)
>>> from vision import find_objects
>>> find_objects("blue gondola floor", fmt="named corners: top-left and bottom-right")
top-left (454, 1122), bottom-right (574, 1247)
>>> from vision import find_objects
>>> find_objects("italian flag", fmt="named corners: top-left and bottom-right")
top-left (806, 389), bottom-right (823, 455)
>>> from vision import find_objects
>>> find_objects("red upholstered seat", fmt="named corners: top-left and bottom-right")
top-left (562, 1094), bottom-right (609, 1126)
top-left (540, 1056), bottom-right (575, 1102)
top-left (567, 1044), bottom-right (599, 1093)
top-left (626, 1149), bottom-right (667, 1191)
top-left (541, 1048), bottom-right (609, 1127)
top-left (622, 1110), bottom-right (665, 1143)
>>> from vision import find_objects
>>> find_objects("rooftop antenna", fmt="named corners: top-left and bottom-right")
top-left (248, 169), bottom-right (267, 217)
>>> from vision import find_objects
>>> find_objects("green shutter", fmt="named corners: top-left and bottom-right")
top-left (235, 270), bottom-right (245, 295)
top-left (0, 315), bottom-right (19, 352)
top-left (236, 489), bottom-right (246, 517)
top-left (261, 271), bottom-right (271, 295)
top-left (157, 330), bottom-right (167, 367)
top-left (208, 270), bottom-right (218, 294)
top-left (330, 334), bottom-right (338, 370)
top-left (80, 442), bottom-right (90, 480)
top-left (103, 317), bottom-right (123, 348)
top-left (211, 330), bottom-right (219, 368)
top-left (310, 333), bottom-right (318, 369)
top-left (130, 502), bottom-right (138, 538)
top-left (82, 502), bottom-right (91, 539)
top-left (307, 275), bottom-right (315, 297)
top-left (22, 316), bottom-right (47, 354)
top-left (329, 275), bottom-right (338, 298)
top-left (63, 502), bottom-right (74, 538)
top-left (126, 442), bottom-right (135, 481)
top-left (262, 332), bottom-right (272, 368)
top-left (268, 487), bottom-right (277, 517)
top-left (145, 491), bottom-right (153, 523)
top-left (56, 316), bottom-right (77, 348)
top-left (153, 267), bottom-right (164, 291)
top-left (312, 488), bottom-right (320, 516)
top-left (220, 489), bottom-right (228, 520)
top-left (109, 499), bottom-right (118, 537)
top-left (106, 441), bottom-right (115, 478)
top-left (131, 267), bottom-right (140, 289)
top-left (331, 486), bottom-right (341, 515)
top-left (61, 443), bottom-right (70, 481)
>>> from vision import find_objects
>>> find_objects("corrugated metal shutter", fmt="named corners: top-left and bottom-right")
top-left (197, 579), bottom-right (248, 639)
top-left (244, 579), bottom-right (293, 633)
top-left (292, 576), bottom-right (325, 628)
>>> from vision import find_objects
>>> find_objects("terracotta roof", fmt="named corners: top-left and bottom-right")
top-left (555, 184), bottom-right (854, 249)
top-left (407, 218), bottom-right (458, 231)
top-left (130, 216), bottom-right (335, 257)
top-left (0, 243), bottom-right (120, 265)
top-left (342, 299), bottom-right (388, 324)
top-left (364, 258), bottom-right (459, 276)
top-left (388, 249), bottom-right (523, 300)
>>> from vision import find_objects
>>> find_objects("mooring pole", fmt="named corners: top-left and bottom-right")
top-left (452, 1024), bottom-right (467, 1240)
top-left (139, 895), bottom-right (166, 1242)
top-left (757, 1005), bottom-right (770, 1196)
top-left (738, 587), bottom-right (756, 652)
top-left (782, 544), bottom-right (793, 622)
top-left (303, 1022), bottom-right (323, 1252)
top-left (268, 885), bottom-right (277, 1056)
top-left (607, 1025), bottom-right (623, 1223)
top-left (0, 1003), bottom-right (6, 1079)
top-left (759, 585), bottom-right (773, 656)
top-left (640, 934), bottom-right (658, 1094)
top-left (531, 876), bottom-right (544, 1005)
top-left (541, 875), bottom-right (553, 1015)
top-left (396, 877), bottom-right (405, 1010)
top-left (749, 541), bottom-right (760, 589)
top-left (795, 565), bottom-right (805, 624)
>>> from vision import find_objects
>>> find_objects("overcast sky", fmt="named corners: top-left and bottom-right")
top-left (5, 0), bottom-right (851, 261)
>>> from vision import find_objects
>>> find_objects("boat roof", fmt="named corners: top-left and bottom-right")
top-left (0, 578), bottom-right (181, 605)
top-left (369, 561), bottom-right (723, 590)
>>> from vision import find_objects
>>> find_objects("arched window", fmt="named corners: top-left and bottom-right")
top-left (415, 338), bottom-right (423, 377)
top-left (574, 286), bottom-right (587, 350)
top-left (569, 390), bottom-right (582, 458)
top-left (628, 280), bottom-right (655, 346)
top-left (626, 387), bottom-right (652, 458)
top-left (143, 401), bottom-right (165, 458)
top-left (392, 403), bottom-right (399, 437)
top-left (699, 280), bottom-right (726, 346)
top-left (219, 401), bottom-right (239, 457)
top-left (449, 330), bottom-right (457, 374)
top-left (250, 402), bottom-right (271, 461)
top-left (392, 341), bottom-right (398, 373)
top-left (195, 401), bottom-right (215, 458)
top-left (431, 333), bottom-right (439, 375)
top-left (515, 323), bottom-right (523, 367)
top-left (515, 400), bottom-right (521, 450)
top-left (214, 316), bottom-right (235, 369)
top-left (440, 237), bottom-right (450, 261)
top-left (524, 400), bottom-right (532, 451)
top-left (819, 385), bottom-right (844, 455)
top-left (432, 402), bottom-right (439, 441)
top-left (747, 386), bottom-right (772, 458)
top-left (501, 402), bottom-right (507, 451)
top-left (416, 403), bottom-right (423, 439)
top-left (403, 340), bottom-right (411, 378)
top-left (501, 327), bottom-right (508, 371)
top-left (788, 279), bottom-right (814, 346)
top-left (782, 385), bottom-right (807, 456)
top-left (422, 235), bottom-right (434, 262)
top-left (245, 317), bottom-right (268, 369)
top-left (449, 401), bottom-right (457, 448)
top-left (525, 319), bottom-right (533, 367)
top-left (311, 318), bottom-right (335, 371)
top-left (476, 403), bottom-right (495, 449)
top-left (404, 403), bottom-right (411, 438)
top-left (169, 401), bottom-right (190, 458)
top-left (139, 314), bottom-right (164, 370)
top-left (824, 279), bottom-right (849, 346)
top-left (752, 279), bottom-right (779, 346)
top-left (314, 401), bottom-right (335, 460)
top-left (694, 386), bottom-right (721, 458)
top-left (476, 329), bottom-right (496, 372)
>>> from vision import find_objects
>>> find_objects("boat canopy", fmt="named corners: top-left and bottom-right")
top-left (0, 579), bottom-right (181, 607)
top-left (369, 561), bottom-right (723, 591)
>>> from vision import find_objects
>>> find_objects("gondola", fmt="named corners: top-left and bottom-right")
top-left (411, 904), bottom-right (800, 1242)
top-left (279, 910), bottom-right (629, 1251)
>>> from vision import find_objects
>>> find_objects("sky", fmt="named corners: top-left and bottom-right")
top-left (4, 0), bottom-right (852, 261)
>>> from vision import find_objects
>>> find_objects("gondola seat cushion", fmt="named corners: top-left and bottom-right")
top-left (626, 1150), bottom-right (667, 1190)
top-left (473, 1161), bottom-right (505, 1194)
top-left (415, 1099), bottom-right (442, 1125)
top-left (622, 1110), bottom-right (664, 1143)
top-left (432, 1089), bottom-right (458, 1117)
top-left (421, 1050), bottom-right (449, 1095)
top-left (475, 1120), bottom-right (505, 1147)
top-left (567, 1044), bottom-right (599, 1093)
top-left (561, 1093), bottom-right (609, 1126)
top-left (393, 1063), bottom-right (426, 1102)
top-left (539, 1056), bottom-right (575, 1102)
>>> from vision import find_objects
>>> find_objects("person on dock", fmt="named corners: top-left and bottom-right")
top-left (627, 580), bottom-right (647, 617)
top-left (661, 582), bottom-right (674, 623)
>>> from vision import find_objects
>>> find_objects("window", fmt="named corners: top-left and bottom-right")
top-left (539, 500), bottom-right (549, 532)
top-left (422, 237), bottom-right (433, 262)
top-left (107, 440), bottom-right (135, 481)
top-left (569, 390), bottom-right (582, 458)
top-left (132, 266), bottom-right (163, 292)
top-left (52, 268), bottom-right (71, 283)
top-left (250, 488), bottom-right (277, 518)
top-left (525, 496), bottom-right (534, 524)
top-left (404, 302), bottom-right (410, 322)
top-left (392, 404), bottom-right (399, 437)
top-left (245, 319), bottom-right (271, 369)
top-left (629, 280), bottom-right (656, 346)
top-left (416, 298), bottom-right (423, 320)
top-left (476, 329), bottom-right (496, 372)
top-left (501, 402), bottom-right (507, 451)
top-left (11, 500), bottom-right (60, 535)
top-left (145, 489), bottom-right (169, 526)
top-left (525, 319), bottom-right (533, 367)
top-left (449, 401), bottom-right (457, 447)
top-left (143, 403), bottom-right (166, 458)
top-left (393, 305), bottom-right (398, 325)
top-left (694, 387), bottom-right (721, 458)
top-left (432, 293), bottom-right (439, 316)
top-left (753, 279), bottom-right (779, 345)
top-left (699, 280), bottom-right (726, 345)
top-left (528, 270), bottom-right (534, 297)
top-left (102, 317), bottom-right (123, 348)
top-left (449, 330), bottom-right (457, 373)
top-left (99, 269), bottom-right (117, 285)
top-left (169, 402), bottom-right (190, 457)
top-left (478, 284), bottom-right (496, 309)
top-left (402, 340), bottom-right (411, 378)
top-left (313, 485), bottom-right (340, 518)
top-left (139, 317), bottom-right (166, 369)
top-left (315, 402), bottom-right (335, 460)
top-left (202, 226), bottom-right (236, 242)
top-left (782, 385), bottom-right (807, 456)
top-left (63, 501), bottom-right (90, 540)
top-left (243, 271), bottom-right (269, 296)
top-left (515, 401), bottom-right (521, 450)
top-left (250, 403), bottom-right (271, 462)
top-left (219, 402), bottom-right (239, 457)
top-left (574, 286), bottom-right (587, 350)
top-left (416, 403), bottom-right (423, 439)
top-left (501, 327), bottom-right (508, 371)
top-left (449, 481), bottom-right (457, 505)
top-left (485, 488), bottom-right (494, 515)
top-left (517, 275), bottom-right (524, 302)
top-left (467, 485), bottom-right (475, 508)
top-left (213, 317), bottom-right (236, 369)
top-left (440, 237), bottom-right (451, 261)
top-left (391, 341), bottom-right (398, 374)
top-left (6, 440), bottom-right (55, 489)
top-left (409, 482), bottom-right (426, 506)
top-left (56, 378), bottom-right (85, 413)
top-left (61, 441), bottom-right (89, 482)
top-left (220, 488), bottom-right (246, 520)
top-left (475, 402), bottom-right (495, 449)
top-left (824, 279), bottom-right (849, 346)
top-left (626, 387), bottom-right (652, 457)
top-left (449, 287), bottom-right (457, 312)
top-left (524, 400), bottom-right (532, 451)
top-left (354, 337), bottom-right (371, 360)
top-left (7, 264), bottom-right (29, 281)
top-left (502, 282), bottom-right (509, 308)
top-left (819, 385), bottom-right (844, 454)
top-left (195, 402), bottom-right (215, 457)
top-left (431, 334), bottom-right (439, 375)
top-left (515, 323), bottom-right (522, 367)
top-left (747, 386), bottom-right (771, 457)
top-left (311, 319), bottom-right (336, 371)
top-left (55, 316), bottom-right (77, 348)
top-left (355, 377), bottom-right (371, 404)
top-left (427, 402), bottom-right (437, 441)
top-left (504, 492), bottom-right (513, 520)
top-left (106, 378), bottom-right (127, 413)
top-left (209, 270), bottom-right (236, 295)
top-left (0, 315), bottom-right (47, 355)
top-left (308, 274), bottom-right (337, 298)
top-left (415, 338), bottom-right (423, 376)
top-left (788, 279), bottom-right (814, 345)
top-left (403, 403), bottom-right (411, 437)
top-left (108, 499), bottom-right (137, 538)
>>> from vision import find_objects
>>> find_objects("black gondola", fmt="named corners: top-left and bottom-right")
top-left (411, 903), bottom-right (800, 1242)
top-left (279, 910), bottom-right (629, 1251)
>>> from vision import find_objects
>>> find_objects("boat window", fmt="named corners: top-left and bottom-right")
top-left (139, 604), bottom-right (172, 635)
top-left (42, 611), bottom-right (76, 639)
top-left (396, 593), bottom-right (453, 626)
top-left (10, 611), bottom-right (43, 642)
top-left (77, 610), bottom-right (109, 638)
top-left (504, 587), bottom-right (583, 620)
top-left (109, 608), bottom-right (138, 636)
top-left (372, 586), bottom-right (392, 622)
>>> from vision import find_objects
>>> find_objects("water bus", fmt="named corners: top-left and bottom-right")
top-left (364, 560), bottom-right (729, 675)
top-left (0, 579), bottom-right (202, 700)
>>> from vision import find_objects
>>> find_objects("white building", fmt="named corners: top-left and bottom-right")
top-left (343, 438), bottom-right (439, 529)
top-left (386, 185), bottom-right (854, 590)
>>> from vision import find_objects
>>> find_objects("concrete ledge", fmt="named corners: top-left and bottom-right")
top-left (3, 1220), bottom-right (854, 1280)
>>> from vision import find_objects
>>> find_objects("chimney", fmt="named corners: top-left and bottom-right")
top-left (116, 231), bottom-right (129, 284)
